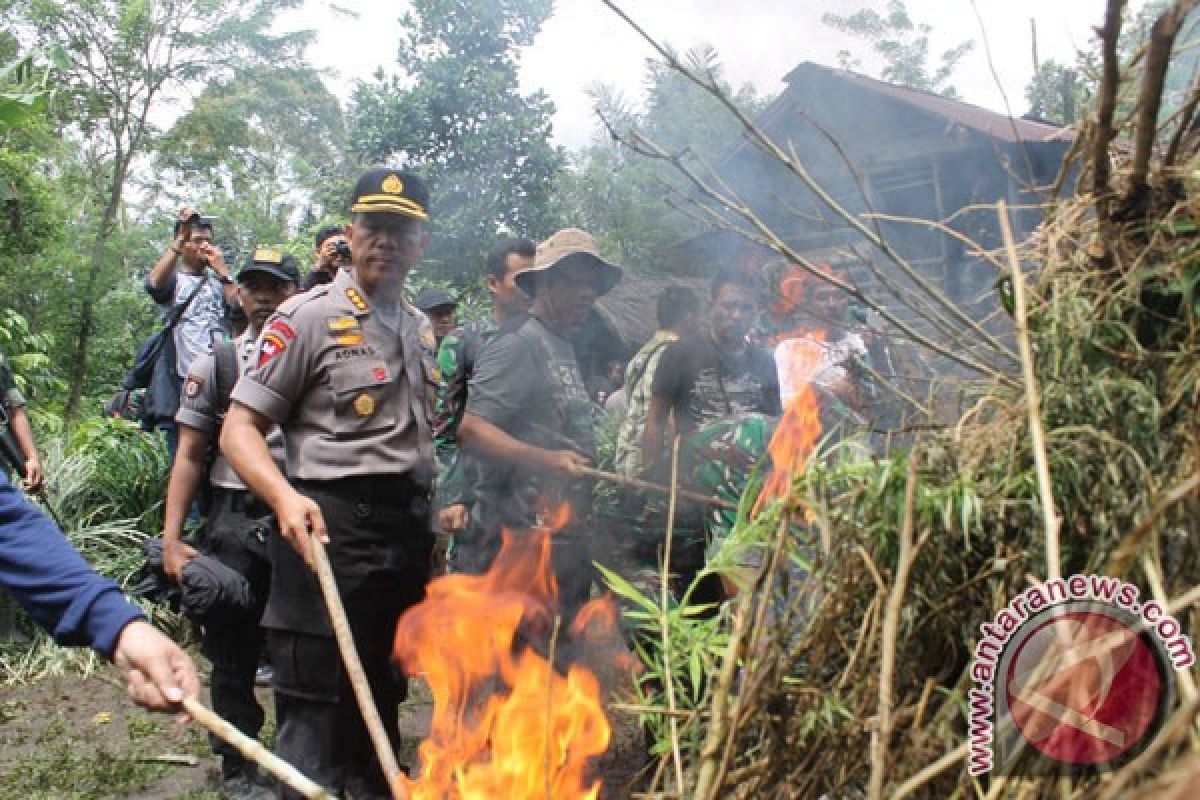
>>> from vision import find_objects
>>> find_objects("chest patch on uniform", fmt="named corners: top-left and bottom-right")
top-left (353, 391), bottom-right (376, 417)
top-left (257, 332), bottom-right (288, 368)
top-left (334, 331), bottom-right (366, 347)
top-left (326, 316), bottom-right (359, 333)
top-left (335, 345), bottom-right (377, 361)
top-left (372, 365), bottom-right (389, 382)
top-left (184, 376), bottom-right (203, 397)
top-left (267, 320), bottom-right (297, 341)
top-left (345, 288), bottom-right (369, 312)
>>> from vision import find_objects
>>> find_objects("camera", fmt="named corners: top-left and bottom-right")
top-left (173, 211), bottom-right (216, 236)
top-left (334, 240), bottom-right (352, 260)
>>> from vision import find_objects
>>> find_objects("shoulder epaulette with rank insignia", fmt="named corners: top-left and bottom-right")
top-left (345, 287), bottom-right (369, 312)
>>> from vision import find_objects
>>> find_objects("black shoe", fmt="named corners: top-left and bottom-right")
top-left (220, 770), bottom-right (273, 800)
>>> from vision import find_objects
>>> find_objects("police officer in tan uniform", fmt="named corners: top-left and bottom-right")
top-left (163, 248), bottom-right (299, 799)
top-left (220, 170), bottom-right (438, 799)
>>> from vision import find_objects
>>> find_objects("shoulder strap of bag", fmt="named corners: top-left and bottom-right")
top-left (161, 273), bottom-right (210, 333)
top-left (212, 338), bottom-right (239, 418)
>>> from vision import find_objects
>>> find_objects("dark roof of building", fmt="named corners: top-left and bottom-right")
top-left (592, 274), bottom-right (710, 349)
top-left (782, 62), bottom-right (1074, 144)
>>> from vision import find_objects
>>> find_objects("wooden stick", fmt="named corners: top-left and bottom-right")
top-left (661, 436), bottom-right (686, 793)
top-left (576, 465), bottom-right (738, 511)
top-left (182, 697), bottom-right (335, 800)
top-left (890, 742), bottom-right (967, 800)
top-left (868, 454), bottom-right (923, 800)
top-left (1000, 201), bottom-right (1062, 582)
top-left (310, 535), bottom-right (409, 800)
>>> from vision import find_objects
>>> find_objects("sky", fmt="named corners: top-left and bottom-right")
top-left (289, 0), bottom-right (1117, 151)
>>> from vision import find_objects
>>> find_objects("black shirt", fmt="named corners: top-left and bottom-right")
top-left (652, 334), bottom-right (781, 435)
top-left (467, 316), bottom-right (595, 528)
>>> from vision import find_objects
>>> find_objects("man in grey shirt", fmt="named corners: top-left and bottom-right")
top-left (459, 228), bottom-right (622, 615)
top-left (144, 207), bottom-right (236, 456)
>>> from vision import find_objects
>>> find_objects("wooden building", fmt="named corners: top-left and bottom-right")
top-left (669, 62), bottom-right (1074, 340)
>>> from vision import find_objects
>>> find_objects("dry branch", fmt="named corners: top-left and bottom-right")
top-left (1093, 0), bottom-right (1127, 211)
top-left (1000, 201), bottom-right (1061, 581)
top-left (868, 454), bottom-right (924, 800)
top-left (1128, 0), bottom-right (1200, 200)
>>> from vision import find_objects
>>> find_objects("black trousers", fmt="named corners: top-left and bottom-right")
top-left (199, 489), bottom-right (271, 772)
top-left (268, 476), bottom-right (433, 800)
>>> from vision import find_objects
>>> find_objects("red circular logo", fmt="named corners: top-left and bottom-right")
top-left (1004, 610), bottom-right (1163, 766)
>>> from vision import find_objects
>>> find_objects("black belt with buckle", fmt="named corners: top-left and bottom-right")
top-left (217, 488), bottom-right (272, 518)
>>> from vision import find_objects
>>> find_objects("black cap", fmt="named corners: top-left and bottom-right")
top-left (414, 287), bottom-right (458, 312)
top-left (173, 213), bottom-right (217, 236)
top-left (349, 169), bottom-right (430, 220)
top-left (238, 247), bottom-right (301, 285)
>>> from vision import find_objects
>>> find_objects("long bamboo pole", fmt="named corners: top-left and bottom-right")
top-left (310, 534), bottom-right (409, 800)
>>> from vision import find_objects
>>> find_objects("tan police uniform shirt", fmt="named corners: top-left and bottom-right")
top-left (176, 330), bottom-right (286, 490)
top-left (231, 268), bottom-right (437, 484)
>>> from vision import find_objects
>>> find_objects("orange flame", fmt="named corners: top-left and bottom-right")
top-left (394, 511), bottom-right (612, 800)
top-left (755, 331), bottom-right (826, 517)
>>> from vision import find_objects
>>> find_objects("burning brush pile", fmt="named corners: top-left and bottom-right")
top-left (393, 508), bottom-right (636, 800)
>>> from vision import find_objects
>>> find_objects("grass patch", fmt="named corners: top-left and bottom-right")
top-left (0, 741), bottom-right (170, 799)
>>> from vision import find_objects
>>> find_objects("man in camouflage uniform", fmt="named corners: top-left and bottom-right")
top-left (433, 237), bottom-right (534, 563)
top-left (221, 169), bottom-right (439, 799)
top-left (161, 248), bottom-right (299, 799)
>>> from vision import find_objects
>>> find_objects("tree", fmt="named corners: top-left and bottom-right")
top-left (822, 0), bottom-right (974, 98)
top-left (154, 64), bottom-right (349, 256)
top-left (557, 47), bottom-right (769, 272)
top-left (3, 0), bottom-right (310, 418)
top-left (1025, 59), bottom-right (1092, 125)
top-left (1022, 3), bottom-right (1200, 125)
top-left (349, 0), bottom-right (564, 280)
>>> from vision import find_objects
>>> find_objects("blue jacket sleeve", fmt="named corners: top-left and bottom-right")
top-left (0, 473), bottom-right (143, 658)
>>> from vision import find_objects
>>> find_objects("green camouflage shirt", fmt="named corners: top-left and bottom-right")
top-left (433, 317), bottom-right (499, 508)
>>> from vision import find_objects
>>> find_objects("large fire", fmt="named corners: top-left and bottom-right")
top-left (393, 515), bottom-right (614, 800)
top-left (756, 331), bottom-right (826, 517)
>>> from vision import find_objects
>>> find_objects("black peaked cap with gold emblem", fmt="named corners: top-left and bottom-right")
top-left (238, 246), bottom-right (301, 284)
top-left (349, 168), bottom-right (430, 221)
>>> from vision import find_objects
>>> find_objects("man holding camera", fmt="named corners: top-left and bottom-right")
top-left (145, 207), bottom-right (235, 456)
top-left (304, 225), bottom-right (353, 290)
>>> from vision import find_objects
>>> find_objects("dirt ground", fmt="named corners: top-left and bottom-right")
top-left (0, 657), bottom-right (643, 799)
top-left (0, 661), bottom-right (432, 799)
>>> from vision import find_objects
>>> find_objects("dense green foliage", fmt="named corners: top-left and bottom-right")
top-left (349, 0), bottom-right (564, 279)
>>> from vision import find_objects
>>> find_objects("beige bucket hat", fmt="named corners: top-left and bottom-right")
top-left (515, 228), bottom-right (622, 296)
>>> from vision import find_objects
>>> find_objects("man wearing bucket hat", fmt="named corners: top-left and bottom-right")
top-left (162, 246), bottom-right (299, 799)
top-left (457, 228), bottom-right (621, 614)
top-left (221, 169), bottom-right (439, 799)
